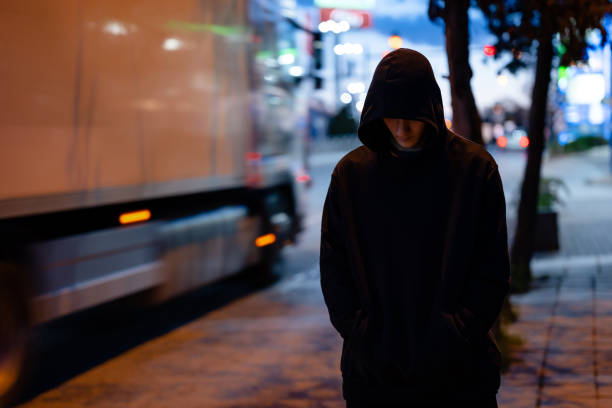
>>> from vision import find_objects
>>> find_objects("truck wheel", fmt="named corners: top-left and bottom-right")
top-left (0, 261), bottom-right (30, 408)
top-left (240, 250), bottom-right (279, 287)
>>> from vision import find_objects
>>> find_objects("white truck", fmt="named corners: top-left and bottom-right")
top-left (0, 0), bottom-right (308, 402)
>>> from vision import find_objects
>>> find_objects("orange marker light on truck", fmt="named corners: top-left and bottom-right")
top-left (255, 233), bottom-right (276, 247)
top-left (119, 209), bottom-right (151, 225)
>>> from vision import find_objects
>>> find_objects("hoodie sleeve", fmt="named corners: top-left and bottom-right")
top-left (320, 173), bottom-right (360, 339)
top-left (459, 166), bottom-right (511, 338)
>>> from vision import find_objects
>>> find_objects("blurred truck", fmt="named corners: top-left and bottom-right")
top-left (0, 0), bottom-right (308, 402)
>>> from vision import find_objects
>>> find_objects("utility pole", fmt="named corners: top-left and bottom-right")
top-left (334, 33), bottom-right (341, 110)
top-left (605, 36), bottom-right (612, 173)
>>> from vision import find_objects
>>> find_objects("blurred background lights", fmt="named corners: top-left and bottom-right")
top-left (483, 44), bottom-right (496, 56)
top-left (288, 66), bottom-right (304, 77)
top-left (340, 92), bottom-right (352, 104)
top-left (566, 73), bottom-right (606, 104)
top-left (557, 131), bottom-right (575, 146)
top-left (318, 19), bottom-right (351, 34)
top-left (388, 35), bottom-right (402, 50)
top-left (278, 53), bottom-right (295, 65)
top-left (104, 21), bottom-right (128, 36)
top-left (347, 81), bottom-right (366, 94)
top-left (349, 43), bottom-right (363, 54)
top-left (337, 20), bottom-right (350, 32)
top-left (588, 103), bottom-right (605, 125)
top-left (565, 107), bottom-right (581, 124)
top-left (163, 38), bottom-right (183, 51)
top-left (334, 43), bottom-right (363, 56)
top-left (355, 99), bottom-right (364, 112)
top-left (497, 74), bottom-right (508, 87)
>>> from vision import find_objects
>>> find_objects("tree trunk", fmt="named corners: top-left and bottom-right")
top-left (444, 0), bottom-right (483, 145)
top-left (510, 34), bottom-right (554, 291)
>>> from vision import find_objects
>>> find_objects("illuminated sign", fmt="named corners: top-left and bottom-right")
top-left (566, 73), bottom-right (605, 105)
top-left (320, 8), bottom-right (372, 28)
top-left (314, 0), bottom-right (376, 10)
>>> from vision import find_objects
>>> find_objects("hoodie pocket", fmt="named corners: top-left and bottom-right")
top-left (418, 312), bottom-right (473, 379)
top-left (340, 309), bottom-right (369, 380)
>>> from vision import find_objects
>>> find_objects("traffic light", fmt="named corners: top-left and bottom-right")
top-left (483, 45), bottom-right (496, 57)
top-left (313, 32), bottom-right (323, 70)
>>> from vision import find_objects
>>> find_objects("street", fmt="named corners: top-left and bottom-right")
top-left (17, 155), bottom-right (343, 408)
top-left (16, 146), bottom-right (612, 407)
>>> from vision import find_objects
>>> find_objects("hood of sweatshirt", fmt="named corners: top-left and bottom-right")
top-left (358, 48), bottom-right (448, 153)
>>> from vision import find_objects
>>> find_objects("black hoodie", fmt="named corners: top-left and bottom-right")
top-left (320, 49), bottom-right (510, 403)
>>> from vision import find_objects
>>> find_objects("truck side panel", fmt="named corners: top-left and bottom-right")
top-left (0, 0), bottom-right (251, 209)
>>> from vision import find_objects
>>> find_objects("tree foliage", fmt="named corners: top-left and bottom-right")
top-left (476, 0), bottom-right (609, 71)
top-left (475, 0), bottom-right (610, 292)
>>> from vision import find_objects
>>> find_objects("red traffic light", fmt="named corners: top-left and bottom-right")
top-left (484, 45), bottom-right (496, 57)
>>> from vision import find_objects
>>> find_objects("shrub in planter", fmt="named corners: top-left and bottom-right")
top-left (563, 135), bottom-right (607, 153)
top-left (533, 177), bottom-right (568, 252)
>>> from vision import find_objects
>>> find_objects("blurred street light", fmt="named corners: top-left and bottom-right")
top-left (340, 92), bottom-right (352, 104)
top-left (334, 42), bottom-right (363, 55)
top-left (347, 81), bottom-right (366, 94)
top-left (318, 19), bottom-right (350, 34)
top-left (289, 66), bottom-right (304, 77)
top-left (388, 35), bottom-right (402, 50)
top-left (356, 99), bottom-right (365, 112)
top-left (163, 38), bottom-right (183, 51)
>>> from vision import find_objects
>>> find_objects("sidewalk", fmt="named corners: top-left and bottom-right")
top-left (499, 261), bottom-right (612, 407)
top-left (307, 143), bottom-right (612, 407)
top-left (499, 146), bottom-right (612, 407)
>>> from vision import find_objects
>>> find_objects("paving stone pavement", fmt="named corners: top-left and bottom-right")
top-left (498, 260), bottom-right (612, 408)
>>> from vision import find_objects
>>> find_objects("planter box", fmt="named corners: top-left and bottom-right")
top-left (534, 210), bottom-right (559, 252)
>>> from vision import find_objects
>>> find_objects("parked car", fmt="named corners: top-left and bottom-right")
top-left (496, 129), bottom-right (530, 150)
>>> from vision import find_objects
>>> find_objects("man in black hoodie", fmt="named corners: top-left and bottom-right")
top-left (320, 49), bottom-right (510, 407)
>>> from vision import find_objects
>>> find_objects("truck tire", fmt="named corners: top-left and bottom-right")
top-left (0, 261), bottom-right (30, 408)
top-left (240, 249), bottom-right (280, 287)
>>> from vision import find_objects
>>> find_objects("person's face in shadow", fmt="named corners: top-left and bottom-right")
top-left (383, 118), bottom-right (428, 150)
